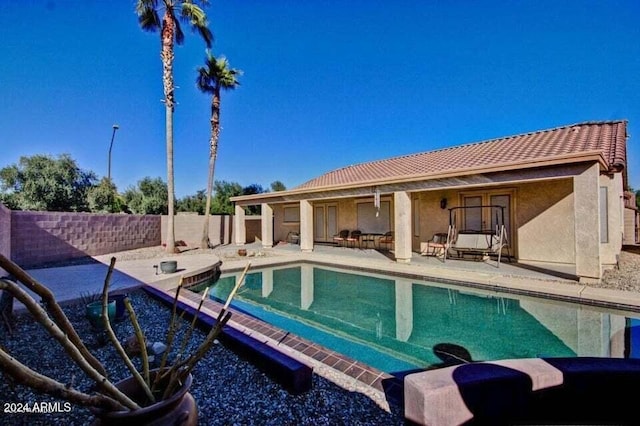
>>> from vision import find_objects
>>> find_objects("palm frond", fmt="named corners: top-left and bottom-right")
top-left (195, 50), bottom-right (241, 94)
top-left (196, 67), bottom-right (215, 94)
top-left (136, 0), bottom-right (161, 32)
top-left (180, 2), bottom-right (213, 47)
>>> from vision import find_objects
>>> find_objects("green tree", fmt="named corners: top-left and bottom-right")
top-left (270, 181), bottom-right (286, 192)
top-left (87, 178), bottom-right (124, 213)
top-left (122, 177), bottom-right (168, 215)
top-left (136, 0), bottom-right (213, 253)
top-left (196, 50), bottom-right (241, 248)
top-left (242, 184), bottom-right (265, 215)
top-left (176, 189), bottom-right (207, 214)
top-left (0, 154), bottom-right (96, 212)
top-left (636, 189), bottom-right (639, 209)
top-left (210, 180), bottom-right (242, 214)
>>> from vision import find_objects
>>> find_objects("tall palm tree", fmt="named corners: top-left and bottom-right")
top-left (196, 50), bottom-right (241, 249)
top-left (136, 0), bottom-right (213, 253)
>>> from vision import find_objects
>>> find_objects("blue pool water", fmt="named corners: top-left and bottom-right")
top-left (196, 263), bottom-right (640, 373)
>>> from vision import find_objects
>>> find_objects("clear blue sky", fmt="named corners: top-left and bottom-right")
top-left (1, 0), bottom-right (639, 198)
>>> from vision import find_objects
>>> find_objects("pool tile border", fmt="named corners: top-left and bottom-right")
top-left (173, 286), bottom-right (397, 395)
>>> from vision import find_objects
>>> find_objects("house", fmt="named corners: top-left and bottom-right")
top-left (231, 120), bottom-right (635, 283)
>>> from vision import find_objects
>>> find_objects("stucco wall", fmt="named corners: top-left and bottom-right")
top-left (0, 203), bottom-right (11, 275)
top-left (415, 189), bottom-right (458, 250)
top-left (161, 214), bottom-right (233, 247)
top-left (516, 179), bottom-right (575, 265)
top-left (11, 211), bottom-right (160, 267)
top-left (599, 173), bottom-right (624, 267)
top-left (273, 204), bottom-right (299, 242)
top-left (245, 216), bottom-right (260, 243)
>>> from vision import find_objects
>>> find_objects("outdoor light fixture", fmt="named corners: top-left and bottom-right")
top-left (440, 198), bottom-right (448, 209)
top-left (107, 124), bottom-right (120, 181)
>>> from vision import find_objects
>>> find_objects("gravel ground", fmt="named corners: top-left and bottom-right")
top-left (0, 291), bottom-right (404, 425)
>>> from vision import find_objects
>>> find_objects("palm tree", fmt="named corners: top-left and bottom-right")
top-left (196, 50), bottom-right (241, 249)
top-left (136, 0), bottom-right (213, 253)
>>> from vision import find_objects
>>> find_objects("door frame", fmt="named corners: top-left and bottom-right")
top-left (313, 203), bottom-right (338, 243)
top-left (458, 188), bottom-right (517, 257)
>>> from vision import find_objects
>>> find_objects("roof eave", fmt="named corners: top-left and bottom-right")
top-left (231, 151), bottom-right (609, 203)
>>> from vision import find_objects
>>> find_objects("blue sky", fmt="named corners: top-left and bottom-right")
top-left (1, 0), bottom-right (639, 197)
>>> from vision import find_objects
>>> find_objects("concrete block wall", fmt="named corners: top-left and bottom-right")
top-left (0, 203), bottom-right (10, 275)
top-left (161, 213), bottom-right (234, 247)
top-left (11, 211), bottom-right (161, 267)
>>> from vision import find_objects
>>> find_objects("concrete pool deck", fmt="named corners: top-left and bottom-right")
top-left (16, 242), bottom-right (640, 311)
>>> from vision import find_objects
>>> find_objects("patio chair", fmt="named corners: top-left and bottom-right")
top-left (332, 229), bottom-right (350, 246)
top-left (345, 230), bottom-right (362, 248)
top-left (286, 231), bottom-right (300, 245)
top-left (378, 231), bottom-right (394, 251)
top-left (421, 232), bottom-right (450, 259)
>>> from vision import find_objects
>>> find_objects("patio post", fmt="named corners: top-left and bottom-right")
top-left (234, 204), bottom-right (246, 245)
top-left (299, 200), bottom-right (313, 252)
top-left (394, 191), bottom-right (412, 263)
top-left (261, 203), bottom-right (273, 248)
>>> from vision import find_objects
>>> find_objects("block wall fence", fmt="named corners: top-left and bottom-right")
top-left (9, 211), bottom-right (161, 268)
top-left (0, 205), bottom-right (259, 269)
top-left (0, 204), bottom-right (11, 275)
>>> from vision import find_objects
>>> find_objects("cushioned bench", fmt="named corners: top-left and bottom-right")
top-left (404, 357), bottom-right (640, 425)
top-left (451, 233), bottom-right (498, 257)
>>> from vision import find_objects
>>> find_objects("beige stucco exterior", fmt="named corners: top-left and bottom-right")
top-left (232, 159), bottom-right (630, 282)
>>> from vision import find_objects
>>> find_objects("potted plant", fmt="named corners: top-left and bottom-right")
top-left (81, 290), bottom-right (117, 328)
top-left (0, 253), bottom-right (250, 424)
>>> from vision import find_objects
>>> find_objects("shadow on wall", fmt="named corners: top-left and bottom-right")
top-left (9, 211), bottom-right (161, 268)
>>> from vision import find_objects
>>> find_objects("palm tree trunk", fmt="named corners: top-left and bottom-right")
top-left (201, 87), bottom-right (221, 249)
top-left (162, 11), bottom-right (177, 254)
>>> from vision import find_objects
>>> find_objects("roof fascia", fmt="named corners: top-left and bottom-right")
top-left (231, 151), bottom-right (608, 204)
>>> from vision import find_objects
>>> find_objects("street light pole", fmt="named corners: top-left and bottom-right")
top-left (107, 124), bottom-right (119, 181)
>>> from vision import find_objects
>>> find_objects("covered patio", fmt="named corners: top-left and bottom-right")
top-left (230, 121), bottom-right (631, 284)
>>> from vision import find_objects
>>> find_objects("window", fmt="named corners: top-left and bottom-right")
top-left (357, 201), bottom-right (391, 234)
top-left (283, 206), bottom-right (300, 223)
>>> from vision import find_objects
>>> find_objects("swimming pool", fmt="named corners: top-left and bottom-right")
top-left (193, 262), bottom-right (640, 373)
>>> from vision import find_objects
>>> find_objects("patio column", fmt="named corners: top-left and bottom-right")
top-left (261, 203), bottom-right (273, 248)
top-left (394, 191), bottom-right (412, 263)
top-left (300, 199), bottom-right (313, 252)
top-left (234, 205), bottom-right (246, 245)
top-left (573, 163), bottom-right (601, 282)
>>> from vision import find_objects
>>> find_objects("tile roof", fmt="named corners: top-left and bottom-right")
top-left (295, 120), bottom-right (628, 191)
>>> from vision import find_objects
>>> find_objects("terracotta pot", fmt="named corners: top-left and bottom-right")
top-left (91, 369), bottom-right (197, 426)
top-left (237, 249), bottom-right (247, 257)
